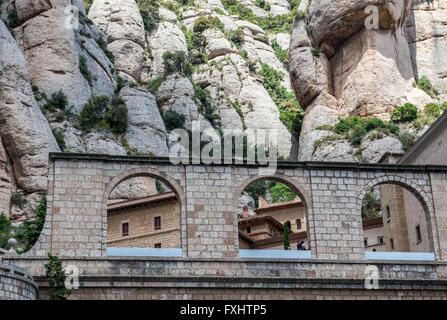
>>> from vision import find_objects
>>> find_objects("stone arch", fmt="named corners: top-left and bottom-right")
top-left (357, 174), bottom-right (437, 257)
top-left (233, 173), bottom-right (312, 211)
top-left (102, 166), bottom-right (186, 254)
top-left (233, 172), bottom-right (313, 250)
top-left (103, 167), bottom-right (185, 208)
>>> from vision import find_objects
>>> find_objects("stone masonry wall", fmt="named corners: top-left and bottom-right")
top-left (19, 154), bottom-right (447, 263)
top-left (0, 264), bottom-right (38, 300)
top-left (107, 199), bottom-right (180, 248)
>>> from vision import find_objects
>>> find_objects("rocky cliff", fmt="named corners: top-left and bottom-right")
top-left (0, 0), bottom-right (446, 221)
top-left (290, 0), bottom-right (447, 161)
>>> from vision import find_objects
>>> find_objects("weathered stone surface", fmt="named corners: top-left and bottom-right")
top-left (120, 86), bottom-right (168, 156)
top-left (109, 177), bottom-right (157, 202)
top-left (0, 137), bottom-right (13, 216)
top-left (308, 0), bottom-right (412, 48)
top-left (289, 18), bottom-right (332, 110)
top-left (203, 28), bottom-right (236, 59)
top-left (405, 1), bottom-right (447, 96)
top-left (298, 94), bottom-right (338, 161)
top-left (291, 0), bottom-right (446, 161)
top-left (361, 133), bottom-right (404, 163)
top-left (267, 0), bottom-right (290, 16)
top-left (15, 0), bottom-right (52, 24)
top-left (88, 0), bottom-right (145, 82)
top-left (0, 20), bottom-right (59, 194)
top-left (313, 140), bottom-right (356, 162)
top-left (146, 21), bottom-right (188, 78)
top-left (14, 5), bottom-right (116, 113)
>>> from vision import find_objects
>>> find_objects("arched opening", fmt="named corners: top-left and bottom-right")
top-left (361, 182), bottom-right (435, 261)
top-left (236, 177), bottom-right (311, 259)
top-left (106, 175), bottom-right (182, 257)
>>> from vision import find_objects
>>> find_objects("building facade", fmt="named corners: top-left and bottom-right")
top-left (107, 192), bottom-right (180, 249)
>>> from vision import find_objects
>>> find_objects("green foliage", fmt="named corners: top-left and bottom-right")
top-left (83, 0), bottom-right (94, 12)
top-left (283, 222), bottom-right (290, 250)
top-left (10, 192), bottom-right (27, 209)
top-left (44, 90), bottom-right (68, 112)
top-left (399, 131), bottom-right (416, 152)
top-left (15, 194), bottom-right (47, 253)
top-left (162, 51), bottom-right (193, 77)
top-left (193, 15), bottom-right (224, 33)
top-left (0, 213), bottom-right (12, 249)
top-left (191, 51), bottom-right (208, 65)
top-left (45, 253), bottom-right (72, 300)
top-left (79, 95), bottom-right (128, 133)
top-left (311, 47), bottom-right (320, 57)
top-left (162, 109), bottom-right (186, 132)
top-left (96, 37), bottom-right (115, 63)
top-left (156, 180), bottom-right (166, 194)
top-left (80, 95), bottom-right (109, 131)
top-left (193, 82), bottom-right (221, 126)
top-left (115, 76), bottom-right (126, 95)
top-left (414, 76), bottom-right (439, 98)
top-left (178, 0), bottom-right (195, 5)
top-left (258, 63), bottom-right (304, 140)
top-left (52, 128), bottom-right (67, 152)
top-left (289, 0), bottom-right (302, 11)
top-left (271, 39), bottom-right (288, 68)
top-left (212, 7), bottom-right (225, 15)
top-left (222, 0), bottom-right (294, 32)
top-left (79, 55), bottom-right (94, 86)
top-left (137, 0), bottom-right (160, 31)
top-left (391, 103), bottom-right (418, 123)
top-left (244, 180), bottom-right (267, 208)
top-left (333, 116), bottom-right (399, 147)
top-left (7, 10), bottom-right (19, 28)
top-left (269, 182), bottom-right (296, 204)
top-left (185, 29), bottom-right (207, 53)
top-left (440, 102), bottom-right (447, 113)
top-left (226, 28), bottom-right (244, 48)
top-left (313, 134), bottom-right (343, 153)
top-left (104, 96), bottom-right (128, 134)
top-left (361, 192), bottom-right (381, 220)
top-left (146, 77), bottom-right (164, 95)
top-left (424, 102), bottom-right (441, 118)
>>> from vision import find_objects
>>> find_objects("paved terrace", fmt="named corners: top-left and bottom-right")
top-left (3, 153), bottom-right (447, 299)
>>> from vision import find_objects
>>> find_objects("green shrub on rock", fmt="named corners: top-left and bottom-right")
top-left (193, 15), bottom-right (224, 33)
top-left (162, 51), bottom-right (193, 77)
top-left (423, 102), bottom-right (441, 118)
top-left (104, 97), bottom-right (128, 134)
top-left (163, 109), bottom-right (186, 132)
top-left (79, 94), bottom-right (128, 134)
top-left (44, 90), bottom-right (68, 112)
top-left (137, 0), bottom-right (160, 31)
top-left (391, 103), bottom-right (418, 123)
top-left (414, 76), bottom-right (439, 98)
top-left (51, 128), bottom-right (67, 152)
top-left (80, 95), bottom-right (110, 131)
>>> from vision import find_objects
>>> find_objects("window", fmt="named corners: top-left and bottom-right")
top-left (364, 238), bottom-right (368, 247)
top-left (386, 206), bottom-right (391, 221)
top-left (378, 236), bottom-right (384, 244)
top-left (154, 243), bottom-right (161, 248)
top-left (390, 238), bottom-right (394, 250)
top-left (296, 219), bottom-right (302, 230)
top-left (416, 225), bottom-right (422, 242)
top-left (121, 222), bottom-right (129, 237)
top-left (246, 227), bottom-right (251, 234)
top-left (154, 216), bottom-right (161, 230)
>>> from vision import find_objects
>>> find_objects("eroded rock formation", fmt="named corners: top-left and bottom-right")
top-left (290, 0), bottom-right (446, 161)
